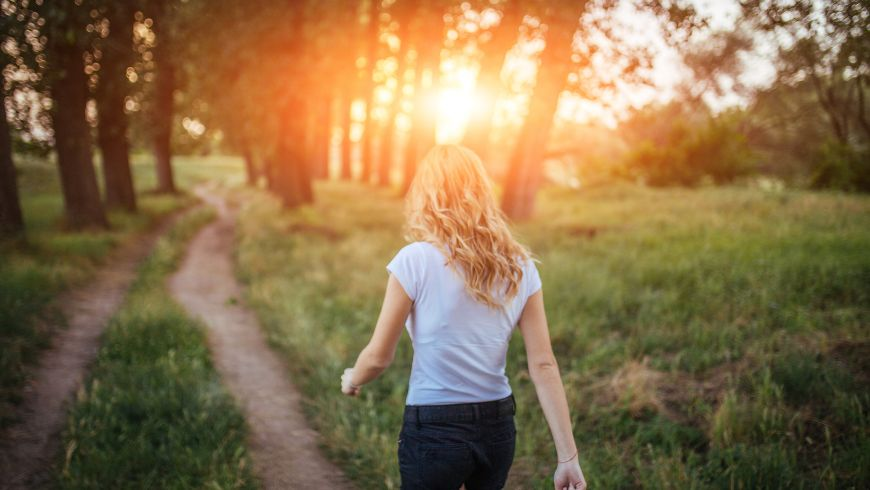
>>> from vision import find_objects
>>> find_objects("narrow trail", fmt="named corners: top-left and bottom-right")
top-left (0, 209), bottom-right (186, 490)
top-left (169, 187), bottom-right (354, 489)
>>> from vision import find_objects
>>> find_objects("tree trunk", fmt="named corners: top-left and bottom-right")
top-left (272, 101), bottom-right (313, 208)
top-left (359, 0), bottom-right (380, 183)
top-left (417, 60), bottom-right (439, 159)
top-left (401, 41), bottom-right (440, 194)
top-left (400, 57), bottom-right (422, 195)
top-left (340, 93), bottom-right (354, 179)
top-left (0, 96), bottom-right (24, 237)
top-left (501, 6), bottom-right (580, 221)
top-left (51, 42), bottom-right (109, 229)
top-left (462, 0), bottom-right (522, 159)
top-left (264, 155), bottom-right (277, 191)
top-left (97, 2), bottom-right (137, 212)
top-left (151, 4), bottom-right (176, 194)
top-left (242, 145), bottom-right (258, 186)
top-left (854, 75), bottom-right (869, 140)
top-left (377, 16), bottom-right (411, 187)
top-left (312, 95), bottom-right (331, 180)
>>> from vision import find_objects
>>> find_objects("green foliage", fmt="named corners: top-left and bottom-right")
top-left (624, 113), bottom-right (757, 187)
top-left (234, 181), bottom-right (870, 489)
top-left (810, 140), bottom-right (870, 192)
top-left (56, 207), bottom-right (256, 489)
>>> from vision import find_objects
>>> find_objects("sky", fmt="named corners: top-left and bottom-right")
top-left (428, 0), bottom-right (781, 139)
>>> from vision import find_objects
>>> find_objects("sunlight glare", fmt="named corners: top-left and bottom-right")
top-left (436, 88), bottom-right (476, 143)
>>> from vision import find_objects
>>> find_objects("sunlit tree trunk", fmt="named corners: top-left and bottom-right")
top-left (264, 155), bottom-right (277, 191)
top-left (311, 95), bottom-right (331, 180)
top-left (51, 41), bottom-right (109, 229)
top-left (0, 96), bottom-right (24, 237)
top-left (462, 0), bottom-right (522, 160)
top-left (151, 0), bottom-right (176, 194)
top-left (242, 145), bottom-right (257, 186)
top-left (401, 53), bottom-right (423, 194)
top-left (501, 5), bottom-right (581, 221)
top-left (377, 15), bottom-right (411, 187)
top-left (401, 39), bottom-right (441, 194)
top-left (359, 0), bottom-right (380, 183)
top-left (340, 93), bottom-right (354, 179)
top-left (273, 102), bottom-right (313, 208)
top-left (97, 1), bottom-right (137, 212)
top-left (417, 64), bottom-right (439, 160)
top-left (400, 57), bottom-right (422, 195)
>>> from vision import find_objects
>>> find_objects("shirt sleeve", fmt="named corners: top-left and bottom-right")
top-left (386, 243), bottom-right (421, 301)
top-left (524, 258), bottom-right (542, 302)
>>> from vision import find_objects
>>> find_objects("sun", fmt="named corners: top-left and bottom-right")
top-left (436, 88), bottom-right (478, 143)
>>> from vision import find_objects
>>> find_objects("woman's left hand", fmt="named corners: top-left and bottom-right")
top-left (341, 368), bottom-right (361, 397)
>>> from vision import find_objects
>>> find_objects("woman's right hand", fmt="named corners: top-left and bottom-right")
top-left (554, 459), bottom-right (586, 490)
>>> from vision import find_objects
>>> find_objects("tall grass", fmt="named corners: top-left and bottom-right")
top-left (234, 181), bottom-right (869, 489)
top-left (0, 157), bottom-right (186, 427)
top-left (0, 155), bottom-right (245, 428)
top-left (56, 207), bottom-right (255, 489)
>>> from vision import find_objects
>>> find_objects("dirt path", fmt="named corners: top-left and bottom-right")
top-left (169, 187), bottom-right (354, 489)
top-left (0, 209), bottom-right (187, 490)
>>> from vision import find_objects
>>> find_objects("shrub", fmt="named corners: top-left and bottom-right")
top-left (625, 113), bottom-right (757, 186)
top-left (810, 140), bottom-right (870, 192)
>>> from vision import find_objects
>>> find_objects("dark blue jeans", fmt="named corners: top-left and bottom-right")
top-left (398, 394), bottom-right (517, 490)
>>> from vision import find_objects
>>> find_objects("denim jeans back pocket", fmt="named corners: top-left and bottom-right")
top-left (483, 417), bottom-right (516, 444)
top-left (399, 421), bottom-right (476, 489)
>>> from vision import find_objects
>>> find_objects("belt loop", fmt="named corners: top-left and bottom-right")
top-left (415, 406), bottom-right (421, 429)
top-left (472, 404), bottom-right (480, 421)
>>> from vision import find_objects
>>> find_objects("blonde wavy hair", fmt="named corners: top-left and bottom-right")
top-left (404, 144), bottom-right (534, 309)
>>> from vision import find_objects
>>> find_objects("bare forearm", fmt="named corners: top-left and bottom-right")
top-left (530, 365), bottom-right (577, 460)
top-left (350, 346), bottom-right (390, 386)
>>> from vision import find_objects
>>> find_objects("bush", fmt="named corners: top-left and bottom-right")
top-left (625, 113), bottom-right (757, 186)
top-left (810, 140), bottom-right (870, 192)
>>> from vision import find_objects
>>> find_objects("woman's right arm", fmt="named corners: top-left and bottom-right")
top-left (518, 289), bottom-right (587, 490)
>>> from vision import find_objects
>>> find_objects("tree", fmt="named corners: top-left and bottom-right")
top-left (340, 93), bottom-right (354, 179)
top-left (309, 96), bottom-right (331, 180)
top-left (96, 0), bottom-right (137, 211)
top-left (272, 103), bottom-right (313, 207)
top-left (500, 0), bottom-right (705, 219)
top-left (401, 1), bottom-right (445, 193)
top-left (0, 94), bottom-right (23, 237)
top-left (338, 1), bottom-right (365, 181)
top-left (462, 0), bottom-right (523, 159)
top-left (0, 9), bottom-right (24, 237)
top-left (359, 0), bottom-right (381, 183)
top-left (739, 0), bottom-right (868, 191)
top-left (741, 0), bottom-right (869, 145)
top-left (40, 1), bottom-right (109, 229)
top-left (149, 0), bottom-right (177, 194)
top-left (501, 1), bottom-right (581, 220)
top-left (377, 0), bottom-right (414, 187)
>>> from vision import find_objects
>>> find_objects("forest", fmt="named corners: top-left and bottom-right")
top-left (0, 0), bottom-right (868, 489)
top-left (1, 0), bottom-right (867, 235)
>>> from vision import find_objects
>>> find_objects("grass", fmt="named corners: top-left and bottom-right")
top-left (0, 153), bottom-right (244, 427)
top-left (56, 205), bottom-right (256, 489)
top-left (233, 180), bottom-right (869, 489)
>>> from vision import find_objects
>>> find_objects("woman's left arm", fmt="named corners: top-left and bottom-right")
top-left (342, 273), bottom-right (412, 396)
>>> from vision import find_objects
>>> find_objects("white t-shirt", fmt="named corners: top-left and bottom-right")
top-left (386, 241), bottom-right (542, 405)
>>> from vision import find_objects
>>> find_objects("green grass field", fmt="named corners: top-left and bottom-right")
top-left (55, 206), bottom-right (255, 489)
top-left (233, 181), bottom-right (870, 489)
top-left (0, 154), bottom-right (244, 427)
top-left (3, 152), bottom-right (868, 488)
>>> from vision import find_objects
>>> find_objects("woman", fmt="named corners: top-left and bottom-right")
top-left (340, 145), bottom-right (587, 490)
